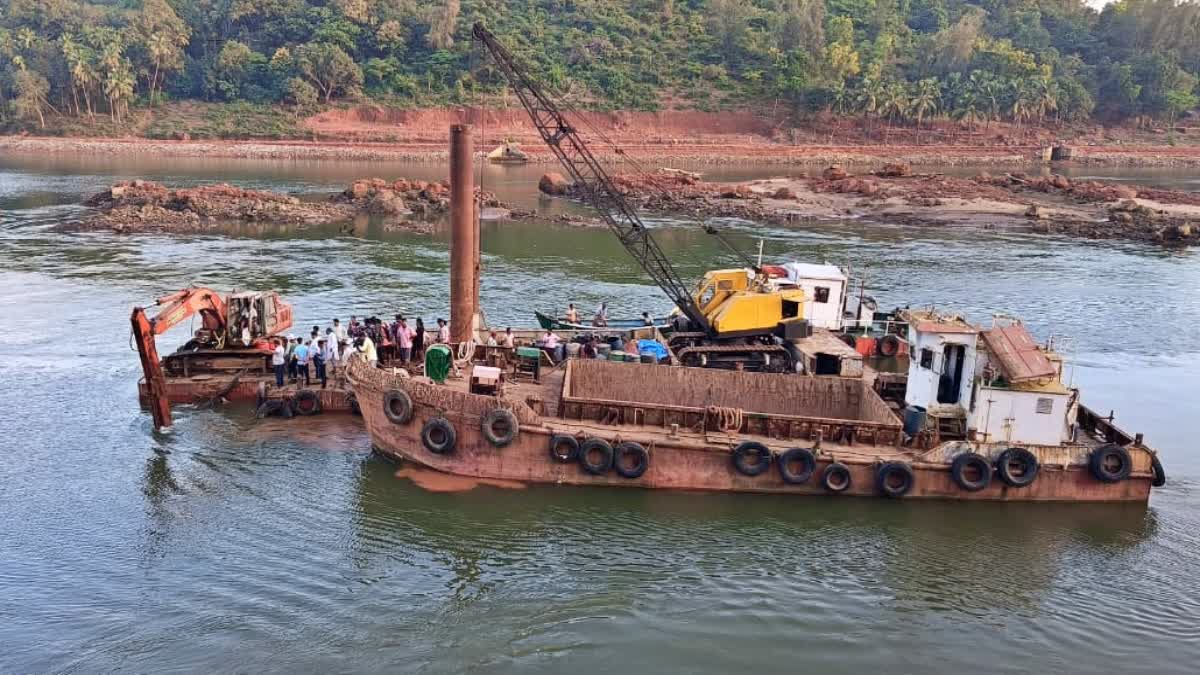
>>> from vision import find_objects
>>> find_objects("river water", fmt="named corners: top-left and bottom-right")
top-left (1, 154), bottom-right (1198, 673)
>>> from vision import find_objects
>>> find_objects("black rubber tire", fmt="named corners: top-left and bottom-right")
top-left (1090, 443), bottom-right (1132, 483)
top-left (421, 417), bottom-right (456, 455)
top-left (951, 452), bottom-right (992, 492)
top-left (347, 393), bottom-right (362, 417)
top-left (255, 399), bottom-right (289, 419)
top-left (549, 435), bottom-right (579, 463)
top-left (821, 462), bottom-right (852, 493)
top-left (732, 441), bottom-right (772, 477)
top-left (878, 334), bottom-right (901, 357)
top-left (481, 409), bottom-right (519, 448)
top-left (613, 442), bottom-right (650, 479)
top-left (579, 438), bottom-right (614, 475)
top-left (995, 448), bottom-right (1039, 488)
top-left (383, 389), bottom-right (414, 425)
top-left (292, 390), bottom-right (322, 416)
top-left (778, 447), bottom-right (817, 485)
top-left (1151, 454), bottom-right (1166, 488)
top-left (876, 461), bottom-right (915, 498)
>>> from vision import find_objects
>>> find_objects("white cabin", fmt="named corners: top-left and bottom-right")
top-left (901, 310), bottom-right (978, 418)
top-left (769, 263), bottom-right (848, 330)
top-left (967, 321), bottom-right (1077, 446)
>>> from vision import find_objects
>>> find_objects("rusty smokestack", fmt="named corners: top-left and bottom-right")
top-left (450, 124), bottom-right (476, 344)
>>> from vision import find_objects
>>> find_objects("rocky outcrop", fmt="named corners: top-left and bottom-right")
top-left (538, 172), bottom-right (571, 195)
top-left (77, 181), bottom-right (355, 233)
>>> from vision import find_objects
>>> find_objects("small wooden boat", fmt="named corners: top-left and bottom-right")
top-left (534, 310), bottom-right (670, 331)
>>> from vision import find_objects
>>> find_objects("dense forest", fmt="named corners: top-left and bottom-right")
top-left (1, 0), bottom-right (1199, 133)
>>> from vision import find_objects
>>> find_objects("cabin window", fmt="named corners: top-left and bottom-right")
top-left (699, 284), bottom-right (716, 307)
top-left (1036, 397), bottom-right (1054, 414)
top-left (814, 286), bottom-right (830, 303)
top-left (919, 348), bottom-right (934, 370)
top-left (717, 279), bottom-right (734, 291)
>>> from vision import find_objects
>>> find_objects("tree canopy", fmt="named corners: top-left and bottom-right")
top-left (1, 0), bottom-right (1198, 130)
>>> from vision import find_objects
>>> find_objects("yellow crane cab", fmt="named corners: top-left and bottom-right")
top-left (692, 268), bottom-right (806, 338)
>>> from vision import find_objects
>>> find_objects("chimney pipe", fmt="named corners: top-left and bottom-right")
top-left (449, 124), bottom-right (476, 344)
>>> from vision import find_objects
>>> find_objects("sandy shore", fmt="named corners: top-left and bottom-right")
top-left (4, 134), bottom-right (1200, 168)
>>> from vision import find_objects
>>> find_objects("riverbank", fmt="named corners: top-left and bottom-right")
top-left (5, 133), bottom-right (1200, 168)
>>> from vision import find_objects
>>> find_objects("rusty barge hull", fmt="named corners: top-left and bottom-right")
top-left (349, 358), bottom-right (1155, 503)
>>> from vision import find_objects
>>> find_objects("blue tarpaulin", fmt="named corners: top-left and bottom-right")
top-left (636, 339), bottom-right (669, 361)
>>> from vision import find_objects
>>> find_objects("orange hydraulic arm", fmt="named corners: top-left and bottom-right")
top-left (149, 287), bottom-right (227, 337)
top-left (131, 287), bottom-right (227, 430)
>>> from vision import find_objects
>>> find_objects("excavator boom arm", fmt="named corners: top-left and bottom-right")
top-left (150, 287), bottom-right (226, 336)
top-left (472, 23), bottom-right (709, 331)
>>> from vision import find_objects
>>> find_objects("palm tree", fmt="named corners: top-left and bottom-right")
top-left (879, 81), bottom-right (909, 125)
top-left (855, 77), bottom-right (883, 130)
top-left (1032, 76), bottom-right (1058, 124)
top-left (146, 33), bottom-right (174, 105)
top-left (953, 91), bottom-right (985, 129)
top-left (105, 66), bottom-right (134, 124)
top-left (909, 78), bottom-right (940, 129)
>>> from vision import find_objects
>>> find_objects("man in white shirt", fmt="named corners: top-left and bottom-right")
top-left (272, 338), bottom-right (286, 387)
top-left (436, 318), bottom-right (450, 343)
top-left (502, 327), bottom-right (515, 349)
top-left (324, 329), bottom-right (339, 373)
top-left (541, 330), bottom-right (562, 362)
top-left (332, 318), bottom-right (347, 342)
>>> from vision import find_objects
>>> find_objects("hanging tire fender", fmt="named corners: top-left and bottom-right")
top-left (950, 452), bottom-right (992, 492)
top-left (293, 389), bottom-right (322, 416)
top-left (383, 389), bottom-right (414, 425)
top-left (549, 434), bottom-right (579, 463)
top-left (579, 438), bottom-right (615, 475)
top-left (995, 448), bottom-right (1039, 488)
top-left (821, 462), bottom-right (852, 493)
top-left (421, 417), bottom-right (457, 454)
top-left (1151, 454), bottom-right (1166, 488)
top-left (613, 442), bottom-right (650, 479)
top-left (876, 461), bottom-right (915, 498)
top-left (1089, 443), bottom-right (1132, 483)
top-left (778, 447), bottom-right (817, 485)
top-left (732, 441), bottom-right (772, 476)
top-left (481, 409), bottom-right (519, 448)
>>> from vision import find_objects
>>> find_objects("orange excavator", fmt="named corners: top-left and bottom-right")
top-left (132, 287), bottom-right (293, 429)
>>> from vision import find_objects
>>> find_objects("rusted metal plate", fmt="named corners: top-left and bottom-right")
top-left (981, 324), bottom-right (1057, 383)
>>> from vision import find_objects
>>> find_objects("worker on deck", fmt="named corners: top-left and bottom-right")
top-left (324, 328), bottom-right (339, 374)
top-left (358, 334), bottom-right (378, 367)
top-left (348, 316), bottom-right (363, 339)
top-left (413, 318), bottom-right (426, 360)
top-left (642, 312), bottom-right (654, 326)
top-left (624, 336), bottom-right (640, 356)
top-left (540, 329), bottom-right (563, 362)
top-left (285, 335), bottom-right (298, 381)
top-left (291, 336), bottom-right (307, 384)
top-left (339, 338), bottom-right (353, 371)
top-left (314, 338), bottom-right (328, 389)
top-left (394, 317), bottom-right (415, 362)
top-left (332, 318), bottom-right (346, 343)
top-left (487, 331), bottom-right (499, 347)
top-left (565, 303), bottom-right (579, 323)
top-left (594, 302), bottom-right (609, 327)
top-left (240, 319), bottom-right (252, 347)
top-left (435, 318), bottom-right (450, 344)
top-left (272, 338), bottom-right (286, 387)
top-left (502, 327), bottom-right (515, 348)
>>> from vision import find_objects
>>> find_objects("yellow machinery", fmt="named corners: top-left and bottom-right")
top-left (693, 269), bottom-right (807, 337)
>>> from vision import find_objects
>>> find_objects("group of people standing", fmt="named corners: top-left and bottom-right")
top-left (269, 314), bottom-right (458, 389)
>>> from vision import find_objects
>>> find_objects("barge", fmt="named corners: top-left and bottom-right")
top-left (348, 319), bottom-right (1166, 502)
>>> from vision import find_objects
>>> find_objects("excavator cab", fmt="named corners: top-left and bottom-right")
top-left (225, 292), bottom-right (293, 347)
top-left (691, 269), bottom-right (807, 338)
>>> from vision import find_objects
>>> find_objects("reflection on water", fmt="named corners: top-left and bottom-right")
top-left (0, 154), bottom-right (1198, 673)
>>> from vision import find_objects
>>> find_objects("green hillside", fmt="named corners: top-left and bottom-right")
top-left (1, 0), bottom-right (1198, 133)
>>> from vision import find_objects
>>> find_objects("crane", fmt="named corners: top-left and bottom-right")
top-left (473, 23), bottom-right (804, 371)
top-left (132, 287), bottom-right (293, 429)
